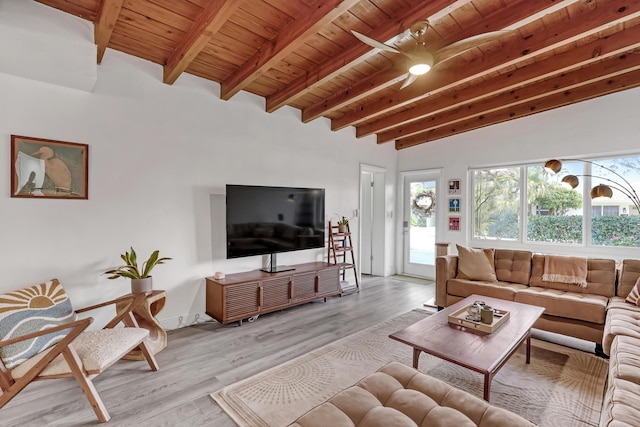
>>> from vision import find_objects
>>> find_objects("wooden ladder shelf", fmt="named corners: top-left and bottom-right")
top-left (328, 221), bottom-right (359, 294)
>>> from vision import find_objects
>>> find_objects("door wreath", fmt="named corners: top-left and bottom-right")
top-left (412, 190), bottom-right (436, 217)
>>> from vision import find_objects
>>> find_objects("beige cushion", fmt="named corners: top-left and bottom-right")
top-left (289, 362), bottom-right (534, 427)
top-left (456, 245), bottom-right (496, 282)
top-left (600, 336), bottom-right (640, 427)
top-left (447, 279), bottom-right (526, 302)
top-left (609, 335), bottom-right (640, 385)
top-left (603, 297), bottom-right (640, 355)
top-left (625, 277), bottom-right (640, 305)
top-left (514, 287), bottom-right (608, 324)
top-left (618, 259), bottom-right (640, 298)
top-left (11, 328), bottom-right (149, 379)
top-left (494, 249), bottom-right (532, 285)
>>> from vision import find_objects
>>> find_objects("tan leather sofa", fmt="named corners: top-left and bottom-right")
top-left (289, 361), bottom-right (534, 427)
top-left (436, 249), bottom-right (617, 347)
top-left (599, 259), bottom-right (640, 426)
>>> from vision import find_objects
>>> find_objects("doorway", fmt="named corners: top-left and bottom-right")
top-left (360, 165), bottom-right (386, 277)
top-left (402, 171), bottom-right (441, 278)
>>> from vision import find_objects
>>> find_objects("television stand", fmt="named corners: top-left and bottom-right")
top-left (261, 253), bottom-right (294, 273)
top-left (205, 261), bottom-right (340, 325)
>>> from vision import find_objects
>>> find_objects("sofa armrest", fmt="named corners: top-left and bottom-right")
top-left (436, 255), bottom-right (458, 307)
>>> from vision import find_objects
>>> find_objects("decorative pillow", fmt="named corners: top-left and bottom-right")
top-left (456, 245), bottom-right (497, 282)
top-left (625, 277), bottom-right (640, 306)
top-left (0, 279), bottom-right (76, 369)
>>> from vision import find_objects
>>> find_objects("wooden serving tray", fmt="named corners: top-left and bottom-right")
top-left (448, 305), bottom-right (510, 333)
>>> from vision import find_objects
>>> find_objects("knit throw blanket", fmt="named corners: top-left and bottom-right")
top-left (542, 255), bottom-right (588, 287)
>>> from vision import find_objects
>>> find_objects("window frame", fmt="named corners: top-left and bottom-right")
top-left (468, 155), bottom-right (640, 256)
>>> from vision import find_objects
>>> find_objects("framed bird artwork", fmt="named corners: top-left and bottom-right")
top-left (11, 135), bottom-right (88, 199)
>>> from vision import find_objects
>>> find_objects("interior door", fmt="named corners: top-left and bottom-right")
top-left (360, 165), bottom-right (386, 277)
top-left (402, 171), bottom-right (440, 278)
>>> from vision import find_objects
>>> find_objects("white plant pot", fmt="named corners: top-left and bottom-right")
top-left (131, 277), bottom-right (153, 294)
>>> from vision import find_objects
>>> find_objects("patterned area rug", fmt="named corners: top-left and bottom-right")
top-left (211, 309), bottom-right (607, 427)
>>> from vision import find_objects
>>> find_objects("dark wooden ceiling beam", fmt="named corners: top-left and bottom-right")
top-left (163, 0), bottom-right (239, 85)
top-left (372, 24), bottom-right (640, 142)
top-left (300, 0), bottom-right (557, 123)
top-left (395, 68), bottom-right (640, 149)
top-left (219, 0), bottom-right (360, 101)
top-left (265, 0), bottom-right (466, 113)
top-left (95, 0), bottom-right (125, 64)
top-left (331, 0), bottom-right (640, 131)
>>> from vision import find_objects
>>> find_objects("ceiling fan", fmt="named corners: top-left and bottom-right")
top-left (352, 21), bottom-right (511, 89)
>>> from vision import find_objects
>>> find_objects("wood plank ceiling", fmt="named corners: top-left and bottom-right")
top-left (36, 0), bottom-right (640, 149)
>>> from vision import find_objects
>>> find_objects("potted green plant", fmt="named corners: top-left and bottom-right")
top-left (105, 247), bottom-right (171, 294)
top-left (336, 215), bottom-right (350, 233)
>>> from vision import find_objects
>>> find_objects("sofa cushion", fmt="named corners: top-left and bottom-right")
top-left (530, 255), bottom-right (616, 297)
top-left (600, 336), bottom-right (640, 427)
top-left (494, 249), bottom-right (532, 285)
top-left (624, 277), bottom-right (640, 306)
top-left (447, 279), bottom-right (527, 302)
top-left (618, 259), bottom-right (640, 298)
top-left (289, 361), bottom-right (534, 427)
top-left (0, 279), bottom-right (77, 369)
top-left (599, 377), bottom-right (640, 427)
top-left (603, 297), bottom-right (640, 355)
top-left (608, 335), bottom-right (640, 385)
top-left (456, 245), bottom-right (496, 282)
top-left (515, 287), bottom-right (608, 324)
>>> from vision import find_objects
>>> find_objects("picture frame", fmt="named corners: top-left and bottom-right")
top-left (448, 179), bottom-right (461, 195)
top-left (449, 216), bottom-right (461, 231)
top-left (449, 197), bottom-right (461, 212)
top-left (11, 135), bottom-right (88, 199)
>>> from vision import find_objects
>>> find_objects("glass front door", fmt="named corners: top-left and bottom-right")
top-left (403, 172), bottom-right (439, 278)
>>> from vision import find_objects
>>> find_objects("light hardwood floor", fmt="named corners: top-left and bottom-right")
top-left (1, 275), bottom-right (435, 426)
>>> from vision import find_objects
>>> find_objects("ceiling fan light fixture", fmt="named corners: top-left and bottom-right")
top-left (407, 48), bottom-right (434, 76)
top-left (409, 63), bottom-right (431, 75)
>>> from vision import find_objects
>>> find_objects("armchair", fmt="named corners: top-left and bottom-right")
top-left (0, 279), bottom-right (159, 422)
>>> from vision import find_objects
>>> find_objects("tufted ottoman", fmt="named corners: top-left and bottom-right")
top-left (289, 361), bottom-right (534, 427)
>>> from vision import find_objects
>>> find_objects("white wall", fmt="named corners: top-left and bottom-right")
top-left (0, 0), bottom-right (96, 91)
top-left (396, 87), bottom-right (640, 263)
top-left (0, 3), bottom-right (397, 329)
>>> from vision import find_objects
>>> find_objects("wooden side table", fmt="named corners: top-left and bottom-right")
top-left (116, 290), bottom-right (167, 360)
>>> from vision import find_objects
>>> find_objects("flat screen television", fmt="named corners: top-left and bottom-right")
top-left (226, 185), bottom-right (325, 272)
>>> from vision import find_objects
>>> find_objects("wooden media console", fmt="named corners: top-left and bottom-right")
top-left (205, 262), bottom-right (340, 325)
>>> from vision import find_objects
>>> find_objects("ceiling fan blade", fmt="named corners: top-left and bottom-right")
top-left (399, 73), bottom-right (418, 90)
top-left (351, 30), bottom-right (400, 54)
top-left (433, 30), bottom-right (513, 65)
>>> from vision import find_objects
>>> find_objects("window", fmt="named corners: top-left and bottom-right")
top-left (471, 155), bottom-right (640, 249)
top-left (527, 163), bottom-right (583, 244)
top-left (590, 156), bottom-right (640, 247)
top-left (472, 168), bottom-right (519, 240)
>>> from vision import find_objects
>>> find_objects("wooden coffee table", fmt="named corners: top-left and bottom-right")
top-left (389, 294), bottom-right (544, 401)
